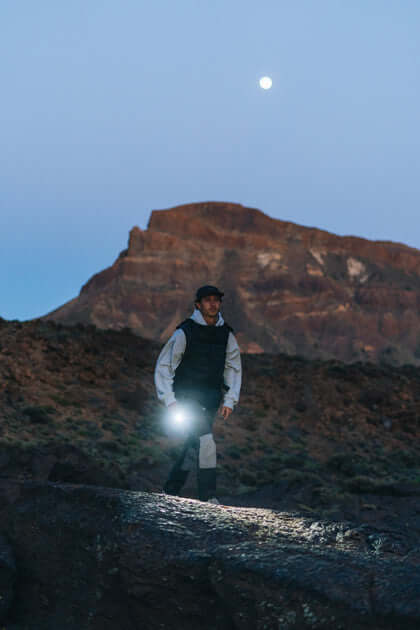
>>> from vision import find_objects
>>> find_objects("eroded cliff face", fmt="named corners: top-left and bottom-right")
top-left (43, 201), bottom-right (420, 363)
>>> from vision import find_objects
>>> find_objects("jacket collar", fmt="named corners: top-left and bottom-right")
top-left (190, 308), bottom-right (224, 327)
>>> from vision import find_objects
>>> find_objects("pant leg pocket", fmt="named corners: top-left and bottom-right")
top-left (199, 433), bottom-right (216, 469)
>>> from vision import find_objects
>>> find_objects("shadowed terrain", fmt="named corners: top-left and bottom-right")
top-left (1, 317), bottom-right (420, 627)
top-left (1, 480), bottom-right (419, 629)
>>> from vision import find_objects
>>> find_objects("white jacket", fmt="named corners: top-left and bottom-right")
top-left (154, 309), bottom-right (242, 409)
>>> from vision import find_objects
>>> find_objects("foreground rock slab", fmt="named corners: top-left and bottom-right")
top-left (0, 480), bottom-right (419, 629)
top-left (0, 532), bottom-right (16, 622)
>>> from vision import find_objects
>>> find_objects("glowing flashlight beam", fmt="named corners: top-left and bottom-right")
top-left (174, 411), bottom-right (186, 424)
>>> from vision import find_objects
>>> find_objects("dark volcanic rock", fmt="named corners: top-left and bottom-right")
top-left (43, 201), bottom-right (420, 364)
top-left (0, 533), bottom-right (16, 622)
top-left (1, 480), bottom-right (420, 629)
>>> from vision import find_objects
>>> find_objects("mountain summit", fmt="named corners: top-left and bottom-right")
top-left (44, 201), bottom-right (420, 364)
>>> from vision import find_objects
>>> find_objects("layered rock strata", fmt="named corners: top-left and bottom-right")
top-left (44, 201), bottom-right (420, 363)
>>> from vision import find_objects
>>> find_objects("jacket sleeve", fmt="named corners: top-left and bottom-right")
top-left (154, 330), bottom-right (186, 406)
top-left (223, 332), bottom-right (242, 409)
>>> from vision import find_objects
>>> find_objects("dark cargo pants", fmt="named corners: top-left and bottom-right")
top-left (164, 403), bottom-right (218, 501)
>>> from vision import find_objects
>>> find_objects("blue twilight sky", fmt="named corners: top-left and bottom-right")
top-left (1, 1), bottom-right (420, 320)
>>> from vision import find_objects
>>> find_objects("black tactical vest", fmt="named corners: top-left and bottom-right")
top-left (173, 318), bottom-right (233, 409)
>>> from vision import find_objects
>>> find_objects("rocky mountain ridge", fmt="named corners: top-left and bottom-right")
top-left (44, 201), bottom-right (420, 364)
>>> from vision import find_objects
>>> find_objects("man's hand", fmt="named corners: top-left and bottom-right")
top-left (219, 406), bottom-right (232, 420)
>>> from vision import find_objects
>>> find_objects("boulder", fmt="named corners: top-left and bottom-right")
top-left (1, 479), bottom-right (419, 629)
top-left (0, 533), bottom-right (16, 622)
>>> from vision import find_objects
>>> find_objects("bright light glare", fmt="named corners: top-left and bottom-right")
top-left (259, 76), bottom-right (272, 90)
top-left (174, 412), bottom-right (185, 424)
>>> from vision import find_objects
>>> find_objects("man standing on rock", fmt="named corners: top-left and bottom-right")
top-left (154, 285), bottom-right (242, 503)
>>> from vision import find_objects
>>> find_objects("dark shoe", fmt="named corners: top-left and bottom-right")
top-left (163, 488), bottom-right (179, 496)
top-left (163, 481), bottom-right (181, 496)
top-left (163, 468), bottom-right (189, 496)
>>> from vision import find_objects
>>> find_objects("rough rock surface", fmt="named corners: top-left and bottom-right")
top-left (1, 479), bottom-right (420, 630)
top-left (43, 201), bottom-right (420, 364)
top-left (0, 532), bottom-right (16, 622)
top-left (1, 318), bottom-right (420, 628)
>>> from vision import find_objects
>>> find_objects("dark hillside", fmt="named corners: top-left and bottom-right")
top-left (0, 317), bottom-right (419, 526)
top-left (1, 318), bottom-right (420, 628)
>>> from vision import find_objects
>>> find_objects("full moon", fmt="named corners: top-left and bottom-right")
top-left (259, 76), bottom-right (272, 90)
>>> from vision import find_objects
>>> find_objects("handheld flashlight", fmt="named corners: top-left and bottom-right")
top-left (169, 404), bottom-right (191, 428)
top-left (173, 411), bottom-right (186, 425)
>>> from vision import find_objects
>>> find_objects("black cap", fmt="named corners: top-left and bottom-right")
top-left (195, 285), bottom-right (224, 301)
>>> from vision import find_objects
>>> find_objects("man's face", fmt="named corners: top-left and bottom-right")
top-left (196, 294), bottom-right (221, 320)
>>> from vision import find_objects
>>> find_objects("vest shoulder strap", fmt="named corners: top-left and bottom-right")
top-left (223, 321), bottom-right (234, 334)
top-left (176, 318), bottom-right (193, 331)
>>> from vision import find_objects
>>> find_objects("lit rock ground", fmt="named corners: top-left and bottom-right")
top-left (1, 480), bottom-right (419, 629)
